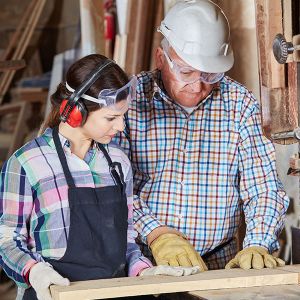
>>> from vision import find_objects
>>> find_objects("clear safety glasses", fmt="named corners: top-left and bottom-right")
top-left (162, 48), bottom-right (224, 84)
top-left (65, 76), bottom-right (138, 111)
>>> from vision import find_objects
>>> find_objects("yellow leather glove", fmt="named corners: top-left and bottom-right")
top-left (225, 246), bottom-right (285, 270)
top-left (150, 233), bottom-right (208, 271)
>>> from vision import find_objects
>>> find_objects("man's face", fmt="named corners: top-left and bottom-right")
top-left (156, 47), bottom-right (216, 107)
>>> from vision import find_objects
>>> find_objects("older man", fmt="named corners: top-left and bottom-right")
top-left (114, 0), bottom-right (289, 270)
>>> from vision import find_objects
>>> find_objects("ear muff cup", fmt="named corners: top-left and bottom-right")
top-left (59, 99), bottom-right (88, 128)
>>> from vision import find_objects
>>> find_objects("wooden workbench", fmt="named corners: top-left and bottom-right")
top-left (50, 265), bottom-right (300, 300)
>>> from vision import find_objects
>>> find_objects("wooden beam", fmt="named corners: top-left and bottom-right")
top-left (283, 0), bottom-right (293, 63)
top-left (255, 0), bottom-right (285, 89)
top-left (50, 265), bottom-right (300, 300)
top-left (0, 60), bottom-right (26, 71)
top-left (80, 0), bottom-right (105, 56)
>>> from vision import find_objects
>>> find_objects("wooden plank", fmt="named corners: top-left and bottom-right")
top-left (255, 0), bottom-right (285, 88)
top-left (261, 85), bottom-right (298, 144)
top-left (283, 0), bottom-right (293, 63)
top-left (189, 284), bottom-right (300, 300)
top-left (0, 0), bottom-right (36, 61)
top-left (50, 265), bottom-right (300, 300)
top-left (80, 0), bottom-right (105, 56)
top-left (0, 60), bottom-right (26, 71)
top-left (149, 0), bottom-right (164, 70)
top-left (125, 0), bottom-right (157, 74)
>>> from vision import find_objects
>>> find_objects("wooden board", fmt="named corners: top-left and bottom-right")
top-left (189, 284), bottom-right (300, 300)
top-left (255, 0), bottom-right (285, 89)
top-left (79, 0), bottom-right (105, 56)
top-left (0, 59), bottom-right (26, 71)
top-left (50, 265), bottom-right (300, 300)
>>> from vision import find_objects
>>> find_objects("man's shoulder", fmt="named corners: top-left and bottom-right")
top-left (135, 70), bottom-right (157, 101)
top-left (220, 76), bottom-right (259, 119)
top-left (221, 76), bottom-right (250, 95)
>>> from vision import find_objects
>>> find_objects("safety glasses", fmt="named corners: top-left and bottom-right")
top-left (66, 76), bottom-right (138, 111)
top-left (162, 48), bottom-right (224, 84)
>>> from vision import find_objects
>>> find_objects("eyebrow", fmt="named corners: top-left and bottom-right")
top-left (106, 114), bottom-right (122, 117)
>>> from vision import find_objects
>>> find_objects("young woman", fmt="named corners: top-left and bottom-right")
top-left (0, 54), bottom-right (199, 300)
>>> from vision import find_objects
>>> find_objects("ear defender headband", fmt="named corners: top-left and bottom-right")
top-left (59, 59), bottom-right (115, 128)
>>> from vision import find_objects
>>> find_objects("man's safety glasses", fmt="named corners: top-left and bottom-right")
top-left (162, 49), bottom-right (224, 84)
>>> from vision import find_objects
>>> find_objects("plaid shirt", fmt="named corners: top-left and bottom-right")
top-left (113, 70), bottom-right (289, 269)
top-left (0, 128), bottom-right (152, 298)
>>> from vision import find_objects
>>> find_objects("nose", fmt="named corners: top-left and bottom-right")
top-left (114, 116), bottom-right (125, 132)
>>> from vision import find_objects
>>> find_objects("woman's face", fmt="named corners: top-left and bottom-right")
top-left (82, 101), bottom-right (128, 144)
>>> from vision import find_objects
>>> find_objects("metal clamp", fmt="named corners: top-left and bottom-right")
top-left (271, 127), bottom-right (300, 141)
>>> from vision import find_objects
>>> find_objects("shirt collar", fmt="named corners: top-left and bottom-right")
top-left (42, 127), bottom-right (97, 152)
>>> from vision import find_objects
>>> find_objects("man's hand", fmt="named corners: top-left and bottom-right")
top-left (139, 265), bottom-right (201, 276)
top-left (150, 233), bottom-right (207, 271)
top-left (29, 262), bottom-right (70, 300)
top-left (225, 246), bottom-right (285, 270)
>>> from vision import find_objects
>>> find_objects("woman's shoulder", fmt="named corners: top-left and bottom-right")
top-left (7, 130), bottom-right (55, 170)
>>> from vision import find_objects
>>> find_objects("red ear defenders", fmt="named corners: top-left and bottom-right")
top-left (59, 59), bottom-right (115, 127)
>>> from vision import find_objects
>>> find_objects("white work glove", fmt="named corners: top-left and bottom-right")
top-left (29, 262), bottom-right (70, 300)
top-left (139, 265), bottom-right (201, 276)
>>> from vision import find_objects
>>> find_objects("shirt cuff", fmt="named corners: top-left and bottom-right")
top-left (22, 259), bottom-right (38, 285)
top-left (243, 237), bottom-right (279, 253)
top-left (137, 217), bottom-right (164, 244)
top-left (128, 257), bottom-right (153, 277)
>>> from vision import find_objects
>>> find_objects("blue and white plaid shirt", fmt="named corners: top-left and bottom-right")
top-left (113, 70), bottom-right (289, 269)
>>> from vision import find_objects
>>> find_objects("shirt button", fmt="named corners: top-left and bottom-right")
top-left (178, 214), bottom-right (183, 219)
top-left (180, 181), bottom-right (185, 186)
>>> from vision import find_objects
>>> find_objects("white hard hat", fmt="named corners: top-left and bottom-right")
top-left (158, 0), bottom-right (234, 73)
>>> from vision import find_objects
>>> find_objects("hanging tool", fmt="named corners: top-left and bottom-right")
top-left (273, 33), bottom-right (300, 64)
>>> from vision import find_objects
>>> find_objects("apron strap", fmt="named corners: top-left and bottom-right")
top-left (53, 127), bottom-right (76, 188)
top-left (97, 143), bottom-right (126, 191)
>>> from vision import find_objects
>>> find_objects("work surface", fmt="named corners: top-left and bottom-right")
top-left (50, 265), bottom-right (300, 300)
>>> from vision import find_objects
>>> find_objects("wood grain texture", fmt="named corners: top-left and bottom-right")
top-left (255, 0), bottom-right (285, 89)
top-left (50, 265), bottom-right (300, 300)
top-left (189, 284), bottom-right (300, 300)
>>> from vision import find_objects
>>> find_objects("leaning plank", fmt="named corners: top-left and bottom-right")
top-left (50, 265), bottom-right (300, 300)
top-left (0, 59), bottom-right (26, 71)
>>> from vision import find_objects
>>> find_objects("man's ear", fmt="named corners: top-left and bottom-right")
top-left (155, 47), bottom-right (164, 70)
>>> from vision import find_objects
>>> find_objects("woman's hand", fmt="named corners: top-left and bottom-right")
top-left (139, 265), bottom-right (201, 276)
top-left (29, 262), bottom-right (70, 300)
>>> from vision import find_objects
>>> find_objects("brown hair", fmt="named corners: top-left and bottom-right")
top-left (41, 54), bottom-right (129, 132)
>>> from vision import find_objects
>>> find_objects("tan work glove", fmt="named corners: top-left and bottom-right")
top-left (140, 265), bottom-right (201, 276)
top-left (150, 233), bottom-right (207, 271)
top-left (225, 246), bottom-right (285, 270)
